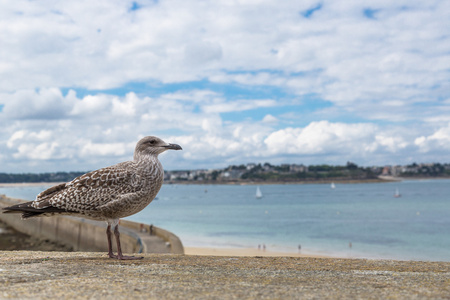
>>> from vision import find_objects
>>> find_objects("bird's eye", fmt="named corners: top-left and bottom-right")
top-left (148, 139), bottom-right (156, 145)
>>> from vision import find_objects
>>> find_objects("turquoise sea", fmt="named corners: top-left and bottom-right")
top-left (1, 180), bottom-right (449, 261)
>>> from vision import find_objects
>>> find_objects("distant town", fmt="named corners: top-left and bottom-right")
top-left (163, 162), bottom-right (450, 183)
top-left (1, 162), bottom-right (449, 184)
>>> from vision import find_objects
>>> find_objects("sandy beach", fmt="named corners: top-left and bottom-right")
top-left (185, 247), bottom-right (331, 258)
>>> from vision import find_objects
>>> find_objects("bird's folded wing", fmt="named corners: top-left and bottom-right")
top-left (33, 162), bottom-right (141, 212)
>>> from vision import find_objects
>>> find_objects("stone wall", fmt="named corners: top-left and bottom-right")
top-left (0, 195), bottom-right (183, 254)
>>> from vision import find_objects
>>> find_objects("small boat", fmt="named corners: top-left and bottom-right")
top-left (330, 182), bottom-right (336, 189)
top-left (394, 188), bottom-right (401, 198)
top-left (256, 186), bottom-right (263, 199)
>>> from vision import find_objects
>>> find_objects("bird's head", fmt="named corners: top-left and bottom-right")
top-left (134, 136), bottom-right (182, 159)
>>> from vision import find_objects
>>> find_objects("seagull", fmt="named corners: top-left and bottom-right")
top-left (3, 136), bottom-right (182, 260)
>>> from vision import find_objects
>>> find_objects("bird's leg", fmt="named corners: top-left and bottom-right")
top-left (106, 224), bottom-right (118, 259)
top-left (113, 224), bottom-right (143, 260)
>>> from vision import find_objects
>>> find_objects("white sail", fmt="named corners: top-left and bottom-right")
top-left (331, 182), bottom-right (336, 189)
top-left (256, 186), bottom-right (263, 199)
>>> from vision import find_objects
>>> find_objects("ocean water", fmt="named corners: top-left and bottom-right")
top-left (1, 180), bottom-right (449, 262)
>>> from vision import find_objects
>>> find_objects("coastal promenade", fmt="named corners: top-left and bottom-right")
top-left (1, 251), bottom-right (449, 299)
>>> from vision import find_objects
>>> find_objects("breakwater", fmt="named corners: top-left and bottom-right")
top-left (0, 195), bottom-right (183, 255)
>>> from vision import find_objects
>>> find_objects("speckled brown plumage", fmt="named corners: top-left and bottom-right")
top-left (3, 136), bottom-right (182, 260)
top-left (30, 159), bottom-right (163, 220)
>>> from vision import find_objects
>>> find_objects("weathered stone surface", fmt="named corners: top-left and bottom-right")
top-left (1, 251), bottom-right (449, 299)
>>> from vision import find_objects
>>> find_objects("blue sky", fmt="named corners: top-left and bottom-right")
top-left (0, 0), bottom-right (449, 172)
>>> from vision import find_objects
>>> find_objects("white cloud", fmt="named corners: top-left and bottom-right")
top-left (14, 142), bottom-right (60, 160)
top-left (2, 88), bottom-right (71, 119)
top-left (70, 94), bottom-right (112, 117)
top-left (374, 135), bottom-right (409, 153)
top-left (6, 129), bottom-right (65, 161)
top-left (262, 114), bottom-right (278, 123)
top-left (1, 0), bottom-right (447, 100)
top-left (202, 99), bottom-right (277, 114)
top-left (264, 121), bottom-right (378, 155)
top-left (6, 130), bottom-right (26, 148)
top-left (81, 142), bottom-right (129, 157)
top-left (0, 1), bottom-right (449, 171)
top-left (7, 130), bottom-right (53, 148)
top-left (415, 123), bottom-right (450, 153)
top-left (0, 85), bottom-right (448, 171)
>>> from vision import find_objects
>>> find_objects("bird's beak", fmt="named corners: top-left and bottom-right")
top-left (164, 143), bottom-right (182, 150)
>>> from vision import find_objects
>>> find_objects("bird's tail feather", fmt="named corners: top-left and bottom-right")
top-left (2, 202), bottom-right (67, 219)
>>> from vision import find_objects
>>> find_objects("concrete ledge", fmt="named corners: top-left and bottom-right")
top-left (0, 195), bottom-right (184, 255)
top-left (0, 251), bottom-right (449, 299)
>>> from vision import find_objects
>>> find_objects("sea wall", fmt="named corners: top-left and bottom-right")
top-left (119, 219), bottom-right (184, 254)
top-left (1, 251), bottom-right (449, 299)
top-left (0, 195), bottom-right (184, 254)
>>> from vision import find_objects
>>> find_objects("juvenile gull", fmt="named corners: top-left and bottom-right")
top-left (3, 136), bottom-right (182, 260)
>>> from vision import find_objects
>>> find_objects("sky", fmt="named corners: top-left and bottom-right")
top-left (0, 0), bottom-right (449, 173)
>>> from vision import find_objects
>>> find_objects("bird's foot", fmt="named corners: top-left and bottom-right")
top-left (117, 255), bottom-right (144, 260)
top-left (107, 253), bottom-right (143, 260)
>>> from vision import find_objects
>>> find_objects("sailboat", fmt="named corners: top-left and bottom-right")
top-left (330, 182), bottom-right (336, 189)
top-left (394, 187), bottom-right (401, 198)
top-left (255, 186), bottom-right (263, 199)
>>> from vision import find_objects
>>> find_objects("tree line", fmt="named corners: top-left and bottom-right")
top-left (0, 172), bottom-right (86, 183)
